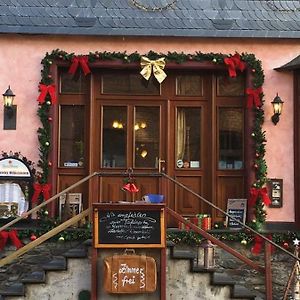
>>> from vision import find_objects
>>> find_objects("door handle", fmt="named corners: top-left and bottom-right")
top-left (158, 159), bottom-right (166, 173)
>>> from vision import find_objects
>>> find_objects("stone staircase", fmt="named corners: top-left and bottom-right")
top-left (0, 241), bottom-right (90, 299)
top-left (0, 239), bottom-right (264, 300)
top-left (168, 242), bottom-right (261, 300)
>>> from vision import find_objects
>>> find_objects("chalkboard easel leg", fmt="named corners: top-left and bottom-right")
top-left (161, 248), bottom-right (166, 300)
top-left (91, 247), bottom-right (98, 300)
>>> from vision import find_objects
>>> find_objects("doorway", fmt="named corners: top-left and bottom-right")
top-left (91, 69), bottom-right (246, 223)
top-left (56, 67), bottom-right (247, 224)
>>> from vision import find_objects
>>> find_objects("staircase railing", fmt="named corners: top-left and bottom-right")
top-left (0, 170), bottom-right (299, 299)
top-left (0, 172), bottom-right (100, 267)
top-left (0, 208), bottom-right (90, 267)
top-left (161, 172), bottom-right (300, 300)
top-left (0, 172), bottom-right (99, 232)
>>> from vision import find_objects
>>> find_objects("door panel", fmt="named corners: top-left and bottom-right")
top-left (215, 176), bottom-right (245, 219)
top-left (98, 176), bottom-right (160, 203)
top-left (175, 176), bottom-right (202, 215)
top-left (99, 177), bottom-right (126, 202)
top-left (58, 174), bottom-right (88, 208)
top-left (93, 99), bottom-right (166, 204)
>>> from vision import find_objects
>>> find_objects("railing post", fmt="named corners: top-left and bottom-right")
top-left (265, 239), bottom-right (273, 299)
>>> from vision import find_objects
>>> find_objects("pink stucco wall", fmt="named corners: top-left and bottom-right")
top-left (0, 35), bottom-right (298, 222)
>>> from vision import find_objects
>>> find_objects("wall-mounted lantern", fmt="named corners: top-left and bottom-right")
top-left (3, 86), bottom-right (17, 130)
top-left (271, 93), bottom-right (284, 125)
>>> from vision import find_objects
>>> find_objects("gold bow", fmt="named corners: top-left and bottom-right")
top-left (140, 56), bottom-right (167, 83)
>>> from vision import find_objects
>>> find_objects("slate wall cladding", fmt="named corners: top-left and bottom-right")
top-left (1, 0), bottom-right (300, 38)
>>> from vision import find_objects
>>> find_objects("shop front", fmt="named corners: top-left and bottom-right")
top-left (49, 58), bottom-right (249, 225)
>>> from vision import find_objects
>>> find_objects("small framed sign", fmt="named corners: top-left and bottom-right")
top-left (226, 199), bottom-right (247, 230)
top-left (268, 178), bottom-right (283, 208)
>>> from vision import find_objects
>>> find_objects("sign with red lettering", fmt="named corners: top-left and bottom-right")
top-left (103, 251), bottom-right (157, 294)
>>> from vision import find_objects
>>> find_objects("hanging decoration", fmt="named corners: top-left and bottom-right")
top-left (37, 84), bottom-right (57, 105)
top-left (246, 87), bottom-right (263, 108)
top-left (249, 187), bottom-right (271, 208)
top-left (68, 55), bottom-right (91, 76)
top-left (223, 53), bottom-right (246, 78)
top-left (130, 0), bottom-right (178, 12)
top-left (0, 230), bottom-right (23, 250)
top-left (122, 169), bottom-right (139, 193)
top-left (140, 56), bottom-right (167, 83)
top-left (36, 49), bottom-right (268, 230)
top-left (31, 183), bottom-right (51, 205)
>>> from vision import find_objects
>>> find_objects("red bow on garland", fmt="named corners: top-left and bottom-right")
top-left (0, 230), bottom-right (23, 250)
top-left (246, 87), bottom-right (263, 108)
top-left (37, 84), bottom-right (57, 104)
top-left (224, 53), bottom-right (246, 78)
top-left (249, 187), bottom-right (271, 207)
top-left (31, 183), bottom-right (51, 205)
top-left (68, 55), bottom-right (91, 76)
top-left (251, 235), bottom-right (274, 255)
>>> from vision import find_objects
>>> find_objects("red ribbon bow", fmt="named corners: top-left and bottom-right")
top-left (251, 235), bottom-right (274, 255)
top-left (224, 53), bottom-right (246, 78)
top-left (68, 55), bottom-right (91, 76)
top-left (122, 183), bottom-right (139, 193)
top-left (32, 183), bottom-right (51, 205)
top-left (0, 230), bottom-right (23, 250)
top-left (249, 187), bottom-right (271, 207)
top-left (37, 84), bottom-right (57, 104)
top-left (246, 87), bottom-right (263, 108)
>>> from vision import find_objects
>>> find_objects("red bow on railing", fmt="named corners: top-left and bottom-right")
top-left (68, 55), bottom-right (91, 76)
top-left (246, 87), bottom-right (263, 108)
top-left (249, 187), bottom-right (271, 207)
top-left (0, 230), bottom-right (23, 250)
top-left (122, 183), bottom-right (139, 193)
top-left (37, 84), bottom-right (57, 104)
top-left (31, 183), bottom-right (51, 205)
top-left (224, 53), bottom-right (246, 78)
top-left (251, 235), bottom-right (274, 255)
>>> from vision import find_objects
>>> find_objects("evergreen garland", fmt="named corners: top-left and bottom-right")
top-left (36, 49), bottom-right (268, 235)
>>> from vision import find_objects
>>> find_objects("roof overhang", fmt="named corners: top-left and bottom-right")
top-left (275, 55), bottom-right (300, 71)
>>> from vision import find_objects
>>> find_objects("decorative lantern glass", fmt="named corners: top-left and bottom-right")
top-left (271, 93), bottom-right (284, 125)
top-left (3, 86), bottom-right (15, 107)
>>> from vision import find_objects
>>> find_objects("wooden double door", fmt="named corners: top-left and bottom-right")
top-left (90, 70), bottom-right (246, 223)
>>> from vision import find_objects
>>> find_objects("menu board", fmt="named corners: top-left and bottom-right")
top-left (93, 203), bottom-right (165, 248)
top-left (226, 199), bottom-right (247, 230)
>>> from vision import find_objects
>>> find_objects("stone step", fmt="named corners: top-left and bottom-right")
top-left (21, 270), bottom-right (46, 283)
top-left (63, 247), bottom-right (87, 258)
top-left (41, 256), bottom-right (67, 271)
top-left (0, 282), bottom-right (25, 296)
top-left (212, 272), bottom-right (236, 286)
top-left (232, 285), bottom-right (256, 299)
top-left (171, 248), bottom-right (196, 260)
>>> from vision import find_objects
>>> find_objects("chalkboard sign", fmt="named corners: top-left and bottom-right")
top-left (93, 203), bottom-right (165, 248)
top-left (226, 199), bottom-right (247, 230)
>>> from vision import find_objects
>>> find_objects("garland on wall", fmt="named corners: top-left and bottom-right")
top-left (35, 49), bottom-right (268, 240)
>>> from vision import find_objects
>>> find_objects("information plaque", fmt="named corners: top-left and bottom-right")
top-left (226, 199), bottom-right (247, 230)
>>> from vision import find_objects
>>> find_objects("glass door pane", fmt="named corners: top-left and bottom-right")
top-left (59, 105), bottom-right (85, 168)
top-left (134, 106), bottom-right (160, 168)
top-left (218, 108), bottom-right (244, 169)
top-left (175, 107), bottom-right (201, 169)
top-left (102, 106), bottom-right (127, 168)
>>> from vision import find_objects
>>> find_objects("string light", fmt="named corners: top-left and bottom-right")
top-left (130, 0), bottom-right (178, 12)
